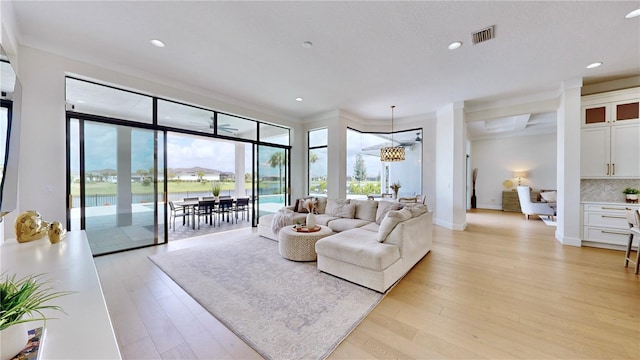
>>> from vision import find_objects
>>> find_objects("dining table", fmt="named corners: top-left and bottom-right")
top-left (173, 198), bottom-right (238, 229)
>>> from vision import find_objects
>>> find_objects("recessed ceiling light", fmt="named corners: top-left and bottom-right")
top-left (448, 41), bottom-right (462, 50)
top-left (76, 100), bottom-right (85, 103)
top-left (586, 62), bottom-right (603, 69)
top-left (302, 41), bottom-right (313, 49)
top-left (625, 8), bottom-right (640, 18)
top-left (150, 39), bottom-right (165, 48)
top-left (295, 97), bottom-right (304, 102)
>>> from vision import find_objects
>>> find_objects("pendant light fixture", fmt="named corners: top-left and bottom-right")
top-left (380, 105), bottom-right (405, 162)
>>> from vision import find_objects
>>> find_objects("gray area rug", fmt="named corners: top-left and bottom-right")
top-left (149, 234), bottom-right (383, 360)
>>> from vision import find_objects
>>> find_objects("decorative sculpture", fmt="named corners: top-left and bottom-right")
top-left (48, 221), bottom-right (67, 244)
top-left (14, 211), bottom-right (66, 244)
top-left (15, 211), bottom-right (50, 243)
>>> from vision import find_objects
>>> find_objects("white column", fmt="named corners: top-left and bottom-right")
top-left (327, 112), bottom-right (347, 198)
top-left (116, 126), bottom-right (133, 226)
top-left (235, 143), bottom-right (245, 197)
top-left (556, 78), bottom-right (582, 246)
top-left (435, 102), bottom-right (467, 230)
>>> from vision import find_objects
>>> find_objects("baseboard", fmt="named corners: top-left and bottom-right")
top-left (434, 218), bottom-right (467, 231)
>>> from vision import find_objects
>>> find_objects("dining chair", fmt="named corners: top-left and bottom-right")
top-left (215, 198), bottom-right (234, 225)
top-left (625, 209), bottom-right (640, 274)
top-left (398, 196), bottom-right (418, 203)
top-left (168, 201), bottom-right (189, 230)
top-left (233, 197), bottom-right (250, 222)
top-left (196, 199), bottom-right (217, 229)
top-left (381, 193), bottom-right (393, 198)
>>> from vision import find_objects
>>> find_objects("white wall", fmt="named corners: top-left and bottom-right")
top-left (471, 133), bottom-right (557, 210)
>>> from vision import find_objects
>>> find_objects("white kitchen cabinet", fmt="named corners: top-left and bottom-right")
top-left (581, 88), bottom-right (640, 179)
top-left (582, 87), bottom-right (639, 127)
top-left (582, 202), bottom-right (640, 249)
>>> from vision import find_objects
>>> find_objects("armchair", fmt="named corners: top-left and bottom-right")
top-left (516, 186), bottom-right (555, 220)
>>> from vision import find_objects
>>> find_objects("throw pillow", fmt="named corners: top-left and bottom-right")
top-left (293, 196), bottom-right (316, 213)
top-left (325, 199), bottom-right (350, 217)
top-left (375, 201), bottom-right (403, 224)
top-left (334, 203), bottom-right (356, 218)
top-left (376, 208), bottom-right (412, 242)
top-left (315, 197), bottom-right (327, 214)
top-left (402, 203), bottom-right (428, 217)
top-left (540, 191), bottom-right (557, 203)
top-left (350, 199), bottom-right (378, 222)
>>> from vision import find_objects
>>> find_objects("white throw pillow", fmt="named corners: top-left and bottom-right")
top-left (540, 191), bottom-right (557, 202)
top-left (325, 199), bottom-right (350, 217)
top-left (376, 208), bottom-right (412, 242)
top-left (402, 203), bottom-right (428, 217)
top-left (375, 201), bottom-right (403, 224)
top-left (350, 199), bottom-right (378, 222)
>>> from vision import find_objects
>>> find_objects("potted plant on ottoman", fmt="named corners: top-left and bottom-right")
top-left (623, 187), bottom-right (640, 203)
top-left (0, 273), bottom-right (71, 360)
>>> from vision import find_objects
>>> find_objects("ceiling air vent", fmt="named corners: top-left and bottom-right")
top-left (472, 25), bottom-right (495, 45)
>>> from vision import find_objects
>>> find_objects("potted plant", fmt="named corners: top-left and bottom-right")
top-left (623, 187), bottom-right (640, 203)
top-left (390, 181), bottom-right (401, 199)
top-left (1, 273), bottom-right (71, 359)
top-left (211, 181), bottom-right (221, 199)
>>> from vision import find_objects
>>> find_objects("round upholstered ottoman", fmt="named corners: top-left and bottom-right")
top-left (278, 225), bottom-right (333, 261)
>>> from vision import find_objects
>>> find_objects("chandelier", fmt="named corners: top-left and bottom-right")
top-left (380, 105), bottom-right (405, 162)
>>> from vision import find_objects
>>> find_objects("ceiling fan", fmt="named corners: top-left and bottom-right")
top-left (202, 116), bottom-right (239, 134)
top-left (184, 116), bottom-right (239, 135)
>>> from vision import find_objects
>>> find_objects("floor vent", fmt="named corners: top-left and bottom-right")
top-left (472, 25), bottom-right (495, 45)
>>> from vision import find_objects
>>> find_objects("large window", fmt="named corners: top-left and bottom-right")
top-left (308, 128), bottom-right (327, 196)
top-left (66, 77), bottom-right (291, 253)
top-left (346, 128), bottom-right (422, 199)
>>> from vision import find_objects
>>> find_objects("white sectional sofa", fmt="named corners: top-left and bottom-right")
top-left (257, 197), bottom-right (433, 293)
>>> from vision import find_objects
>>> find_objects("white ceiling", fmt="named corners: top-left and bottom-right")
top-left (7, 1), bottom-right (640, 124)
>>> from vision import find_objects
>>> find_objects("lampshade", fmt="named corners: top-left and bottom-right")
top-left (380, 105), bottom-right (405, 162)
top-left (380, 146), bottom-right (405, 162)
top-left (513, 171), bottom-right (527, 186)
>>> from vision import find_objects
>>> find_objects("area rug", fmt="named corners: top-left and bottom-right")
top-left (148, 234), bottom-right (383, 360)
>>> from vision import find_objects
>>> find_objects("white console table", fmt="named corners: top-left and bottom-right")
top-left (1, 231), bottom-right (121, 359)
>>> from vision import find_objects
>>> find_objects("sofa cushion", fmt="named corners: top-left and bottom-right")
top-left (375, 201), bottom-right (403, 224)
top-left (360, 222), bottom-right (380, 232)
top-left (350, 199), bottom-right (378, 222)
top-left (377, 208), bottom-right (412, 242)
top-left (291, 212), bottom-right (308, 225)
top-left (326, 200), bottom-right (355, 218)
top-left (402, 203), bottom-right (428, 217)
top-left (315, 228), bottom-right (401, 271)
top-left (327, 218), bottom-right (371, 232)
top-left (315, 214), bottom-right (339, 226)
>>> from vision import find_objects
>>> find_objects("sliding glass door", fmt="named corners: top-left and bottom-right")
top-left (256, 145), bottom-right (289, 218)
top-left (69, 118), bottom-right (165, 255)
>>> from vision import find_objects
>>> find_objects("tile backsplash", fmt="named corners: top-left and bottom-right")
top-left (581, 179), bottom-right (640, 202)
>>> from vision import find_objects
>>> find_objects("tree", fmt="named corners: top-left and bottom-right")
top-left (267, 151), bottom-right (286, 193)
top-left (353, 154), bottom-right (367, 184)
top-left (197, 170), bottom-right (205, 183)
top-left (309, 151), bottom-right (318, 164)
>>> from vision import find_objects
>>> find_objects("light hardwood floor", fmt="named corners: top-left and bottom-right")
top-left (94, 210), bottom-right (640, 359)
